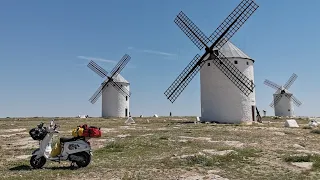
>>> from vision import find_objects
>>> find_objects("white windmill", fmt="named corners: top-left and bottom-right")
top-left (200, 40), bottom-right (256, 124)
top-left (87, 54), bottom-right (131, 118)
top-left (164, 0), bottom-right (259, 124)
top-left (264, 73), bottom-right (302, 117)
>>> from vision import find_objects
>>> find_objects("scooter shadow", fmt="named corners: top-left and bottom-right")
top-left (46, 166), bottom-right (80, 170)
top-left (9, 165), bottom-right (31, 171)
top-left (9, 165), bottom-right (80, 171)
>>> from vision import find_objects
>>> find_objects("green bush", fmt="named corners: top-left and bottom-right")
top-left (284, 154), bottom-right (311, 162)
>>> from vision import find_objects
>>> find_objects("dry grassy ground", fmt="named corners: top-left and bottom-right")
top-left (1, 116), bottom-right (320, 180)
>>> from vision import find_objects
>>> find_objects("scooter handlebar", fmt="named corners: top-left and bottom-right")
top-left (54, 124), bottom-right (60, 130)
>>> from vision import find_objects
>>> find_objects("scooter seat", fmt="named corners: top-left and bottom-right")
top-left (60, 137), bottom-right (77, 143)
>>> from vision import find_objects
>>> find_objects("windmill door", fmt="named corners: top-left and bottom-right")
top-left (251, 105), bottom-right (256, 122)
top-left (125, 108), bottom-right (128, 117)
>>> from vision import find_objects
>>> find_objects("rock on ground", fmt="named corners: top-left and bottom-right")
top-left (179, 172), bottom-right (229, 180)
top-left (291, 162), bottom-right (313, 170)
top-left (202, 149), bottom-right (236, 156)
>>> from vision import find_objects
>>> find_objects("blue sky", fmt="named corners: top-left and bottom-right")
top-left (0, 0), bottom-right (320, 117)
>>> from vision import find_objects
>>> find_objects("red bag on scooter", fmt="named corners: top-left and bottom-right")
top-left (79, 124), bottom-right (102, 138)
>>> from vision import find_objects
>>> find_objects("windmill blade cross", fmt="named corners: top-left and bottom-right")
top-left (264, 79), bottom-right (282, 91)
top-left (87, 60), bottom-right (108, 78)
top-left (110, 54), bottom-right (131, 78)
top-left (87, 54), bottom-right (132, 104)
top-left (283, 73), bottom-right (298, 90)
top-left (203, 0), bottom-right (258, 94)
top-left (109, 80), bottom-right (131, 98)
top-left (165, 0), bottom-right (259, 103)
top-left (174, 11), bottom-right (211, 50)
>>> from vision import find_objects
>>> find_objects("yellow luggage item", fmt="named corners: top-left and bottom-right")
top-left (72, 127), bottom-right (84, 137)
top-left (51, 141), bottom-right (61, 157)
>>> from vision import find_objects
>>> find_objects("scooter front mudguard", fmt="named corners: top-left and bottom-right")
top-left (32, 148), bottom-right (51, 158)
top-left (32, 148), bottom-right (42, 158)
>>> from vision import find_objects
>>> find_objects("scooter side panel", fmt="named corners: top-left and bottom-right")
top-left (60, 140), bottom-right (91, 160)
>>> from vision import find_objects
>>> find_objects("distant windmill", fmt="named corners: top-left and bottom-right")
top-left (164, 0), bottom-right (259, 124)
top-left (264, 73), bottom-right (302, 117)
top-left (87, 54), bottom-right (131, 118)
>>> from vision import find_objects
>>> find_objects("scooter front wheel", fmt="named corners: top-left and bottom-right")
top-left (30, 155), bottom-right (46, 169)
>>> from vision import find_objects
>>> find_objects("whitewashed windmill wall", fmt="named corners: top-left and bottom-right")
top-left (273, 92), bottom-right (294, 117)
top-left (200, 41), bottom-right (256, 124)
top-left (102, 74), bottom-right (130, 118)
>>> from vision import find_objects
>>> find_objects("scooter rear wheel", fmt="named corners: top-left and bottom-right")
top-left (75, 152), bottom-right (91, 168)
top-left (30, 155), bottom-right (46, 169)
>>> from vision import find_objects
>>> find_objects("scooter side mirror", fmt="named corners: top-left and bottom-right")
top-left (38, 122), bottom-right (44, 128)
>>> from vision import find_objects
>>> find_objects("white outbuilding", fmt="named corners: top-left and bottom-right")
top-left (101, 74), bottom-right (130, 118)
top-left (200, 40), bottom-right (256, 124)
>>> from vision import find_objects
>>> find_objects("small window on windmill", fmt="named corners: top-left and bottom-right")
top-left (288, 109), bottom-right (290, 111)
top-left (246, 61), bottom-right (249, 65)
top-left (126, 96), bottom-right (128, 101)
top-left (207, 62), bottom-right (210, 66)
top-left (234, 60), bottom-right (238, 64)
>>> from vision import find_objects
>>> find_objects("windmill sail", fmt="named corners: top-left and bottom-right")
top-left (87, 60), bottom-right (108, 78)
top-left (265, 73), bottom-right (302, 108)
top-left (87, 54), bottom-right (131, 104)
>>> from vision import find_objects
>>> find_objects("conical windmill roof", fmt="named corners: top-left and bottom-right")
top-left (219, 40), bottom-right (252, 60)
top-left (112, 74), bottom-right (129, 84)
